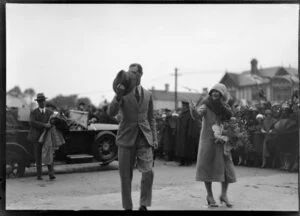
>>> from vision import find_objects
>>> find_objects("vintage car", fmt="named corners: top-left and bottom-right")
top-left (6, 108), bottom-right (119, 178)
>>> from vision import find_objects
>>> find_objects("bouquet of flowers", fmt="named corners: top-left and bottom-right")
top-left (213, 116), bottom-right (249, 155)
top-left (223, 117), bottom-right (249, 149)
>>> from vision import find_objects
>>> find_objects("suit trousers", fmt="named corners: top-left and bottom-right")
top-left (118, 129), bottom-right (154, 210)
top-left (34, 143), bottom-right (54, 177)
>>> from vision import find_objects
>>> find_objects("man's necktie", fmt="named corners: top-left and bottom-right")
top-left (135, 87), bottom-right (140, 102)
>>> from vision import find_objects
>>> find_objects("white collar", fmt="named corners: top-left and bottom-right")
top-left (39, 108), bottom-right (46, 113)
top-left (136, 85), bottom-right (142, 93)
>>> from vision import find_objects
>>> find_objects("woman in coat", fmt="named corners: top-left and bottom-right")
top-left (190, 83), bottom-right (236, 208)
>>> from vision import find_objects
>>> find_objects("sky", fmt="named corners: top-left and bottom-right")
top-left (6, 4), bottom-right (299, 106)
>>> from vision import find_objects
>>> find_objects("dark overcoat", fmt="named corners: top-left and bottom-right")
top-left (162, 116), bottom-right (176, 154)
top-left (175, 109), bottom-right (200, 161)
top-left (27, 108), bottom-right (53, 143)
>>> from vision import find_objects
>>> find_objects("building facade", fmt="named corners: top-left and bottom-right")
top-left (220, 59), bottom-right (298, 104)
top-left (149, 84), bottom-right (205, 111)
top-left (6, 93), bottom-right (31, 121)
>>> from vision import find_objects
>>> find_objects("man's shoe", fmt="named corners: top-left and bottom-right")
top-left (49, 175), bottom-right (56, 180)
top-left (139, 206), bottom-right (147, 211)
top-left (37, 176), bottom-right (43, 180)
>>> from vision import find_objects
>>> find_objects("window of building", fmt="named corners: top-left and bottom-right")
top-left (273, 87), bottom-right (291, 102)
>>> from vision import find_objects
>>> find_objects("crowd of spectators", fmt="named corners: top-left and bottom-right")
top-left (154, 90), bottom-right (299, 172)
top-left (154, 101), bottom-right (201, 166)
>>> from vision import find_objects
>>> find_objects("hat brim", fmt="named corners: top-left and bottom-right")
top-left (35, 97), bottom-right (47, 101)
top-left (113, 70), bottom-right (137, 96)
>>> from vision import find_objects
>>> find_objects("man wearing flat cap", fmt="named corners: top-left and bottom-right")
top-left (108, 63), bottom-right (158, 211)
top-left (27, 93), bottom-right (55, 180)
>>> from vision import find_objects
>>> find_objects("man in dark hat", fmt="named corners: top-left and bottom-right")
top-left (108, 63), bottom-right (158, 211)
top-left (27, 93), bottom-right (56, 180)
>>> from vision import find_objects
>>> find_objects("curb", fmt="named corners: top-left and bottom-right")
top-left (22, 161), bottom-right (119, 178)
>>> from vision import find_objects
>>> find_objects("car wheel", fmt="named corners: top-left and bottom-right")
top-left (92, 131), bottom-right (118, 164)
top-left (6, 151), bottom-right (25, 178)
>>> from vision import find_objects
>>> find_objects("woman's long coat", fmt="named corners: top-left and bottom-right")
top-left (194, 104), bottom-right (236, 183)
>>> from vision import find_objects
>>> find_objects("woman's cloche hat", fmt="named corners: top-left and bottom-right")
top-left (209, 83), bottom-right (229, 102)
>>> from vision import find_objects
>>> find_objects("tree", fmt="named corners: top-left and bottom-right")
top-left (23, 88), bottom-right (36, 105)
top-left (48, 94), bottom-right (79, 110)
top-left (7, 86), bottom-right (22, 96)
top-left (22, 88), bottom-right (36, 110)
top-left (76, 97), bottom-right (92, 108)
top-left (23, 88), bottom-right (35, 98)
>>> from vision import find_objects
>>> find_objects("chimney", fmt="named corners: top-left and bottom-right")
top-left (164, 83), bottom-right (169, 92)
top-left (202, 88), bottom-right (208, 95)
top-left (151, 86), bottom-right (155, 91)
top-left (250, 58), bottom-right (258, 74)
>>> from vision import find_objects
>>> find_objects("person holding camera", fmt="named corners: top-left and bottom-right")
top-left (107, 63), bottom-right (158, 211)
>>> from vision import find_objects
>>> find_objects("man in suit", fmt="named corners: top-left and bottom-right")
top-left (108, 63), bottom-right (158, 211)
top-left (27, 93), bottom-right (55, 180)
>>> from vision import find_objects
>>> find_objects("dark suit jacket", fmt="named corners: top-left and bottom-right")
top-left (108, 86), bottom-right (157, 148)
top-left (27, 108), bottom-right (53, 143)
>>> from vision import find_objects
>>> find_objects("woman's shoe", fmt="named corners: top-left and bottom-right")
top-left (206, 196), bottom-right (218, 207)
top-left (261, 158), bottom-right (267, 168)
top-left (219, 196), bottom-right (233, 208)
top-left (49, 175), bottom-right (56, 180)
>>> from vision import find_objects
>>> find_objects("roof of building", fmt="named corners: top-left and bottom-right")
top-left (285, 67), bottom-right (298, 76)
top-left (241, 66), bottom-right (279, 78)
top-left (151, 90), bottom-right (204, 102)
top-left (272, 74), bottom-right (299, 83)
top-left (225, 72), bottom-right (239, 85)
top-left (221, 66), bottom-right (298, 87)
top-left (238, 73), bottom-right (270, 86)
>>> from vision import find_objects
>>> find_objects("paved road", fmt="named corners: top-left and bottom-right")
top-left (5, 159), bottom-right (298, 211)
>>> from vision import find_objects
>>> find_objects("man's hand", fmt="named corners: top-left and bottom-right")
top-left (116, 84), bottom-right (125, 101)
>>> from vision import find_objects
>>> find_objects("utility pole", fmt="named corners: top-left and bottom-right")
top-left (171, 68), bottom-right (181, 110)
top-left (171, 68), bottom-right (182, 110)
top-left (175, 68), bottom-right (178, 110)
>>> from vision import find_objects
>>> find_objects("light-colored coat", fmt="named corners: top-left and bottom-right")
top-left (41, 126), bottom-right (65, 165)
top-left (107, 86), bottom-right (157, 148)
top-left (193, 104), bottom-right (236, 183)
